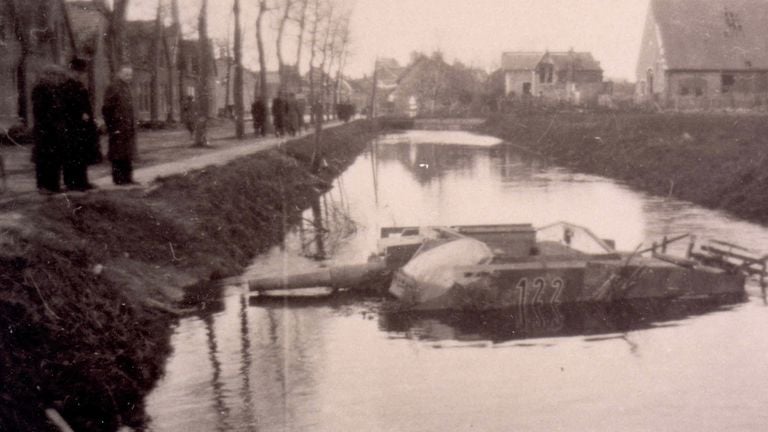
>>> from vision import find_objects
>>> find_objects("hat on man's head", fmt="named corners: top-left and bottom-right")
top-left (69, 56), bottom-right (88, 72)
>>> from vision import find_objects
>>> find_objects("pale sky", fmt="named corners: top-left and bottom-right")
top-left (124, 0), bottom-right (650, 81)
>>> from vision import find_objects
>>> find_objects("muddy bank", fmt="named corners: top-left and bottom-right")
top-left (0, 120), bottom-right (379, 431)
top-left (481, 112), bottom-right (768, 225)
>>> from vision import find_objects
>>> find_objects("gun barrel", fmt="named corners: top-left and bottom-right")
top-left (248, 261), bottom-right (388, 292)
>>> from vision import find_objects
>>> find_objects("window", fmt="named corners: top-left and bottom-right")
top-left (680, 86), bottom-right (690, 96)
top-left (538, 63), bottom-right (554, 84)
top-left (722, 74), bottom-right (735, 93)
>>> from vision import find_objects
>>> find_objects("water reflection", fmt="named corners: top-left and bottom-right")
top-left (379, 294), bottom-right (746, 345)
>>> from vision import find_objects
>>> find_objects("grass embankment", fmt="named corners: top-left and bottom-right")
top-left (482, 111), bottom-right (768, 224)
top-left (0, 120), bottom-right (378, 431)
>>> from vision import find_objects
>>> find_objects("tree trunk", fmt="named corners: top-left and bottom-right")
top-left (107, 0), bottom-right (130, 78)
top-left (8, 0), bottom-right (29, 123)
top-left (150, 2), bottom-right (162, 122)
top-left (256, 0), bottom-right (271, 133)
top-left (276, 0), bottom-right (293, 90)
top-left (233, 0), bottom-right (245, 139)
top-left (194, 0), bottom-right (210, 147)
top-left (294, 0), bottom-right (310, 94)
top-left (172, 0), bottom-right (185, 121)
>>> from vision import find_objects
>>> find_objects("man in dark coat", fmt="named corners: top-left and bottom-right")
top-left (271, 93), bottom-right (284, 137)
top-left (31, 65), bottom-right (70, 193)
top-left (61, 57), bottom-right (99, 191)
top-left (102, 66), bottom-right (137, 185)
top-left (285, 93), bottom-right (298, 137)
top-left (181, 95), bottom-right (195, 136)
top-left (251, 98), bottom-right (266, 137)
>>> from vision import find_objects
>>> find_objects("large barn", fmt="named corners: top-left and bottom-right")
top-left (636, 0), bottom-right (768, 109)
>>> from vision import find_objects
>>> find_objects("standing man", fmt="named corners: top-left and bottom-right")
top-left (31, 64), bottom-right (70, 194)
top-left (251, 97), bottom-right (266, 137)
top-left (181, 95), bottom-right (195, 137)
top-left (62, 57), bottom-right (99, 191)
top-left (271, 92), bottom-right (284, 137)
top-left (102, 65), bottom-right (137, 185)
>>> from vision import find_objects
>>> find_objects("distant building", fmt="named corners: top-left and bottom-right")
top-left (636, 0), bottom-right (768, 109)
top-left (127, 24), bottom-right (217, 123)
top-left (501, 50), bottom-right (604, 105)
top-left (213, 56), bottom-right (261, 117)
top-left (0, 0), bottom-right (75, 127)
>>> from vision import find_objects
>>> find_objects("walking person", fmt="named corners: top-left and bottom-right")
top-left (62, 57), bottom-right (99, 191)
top-left (31, 64), bottom-right (70, 194)
top-left (102, 66), bottom-right (137, 185)
top-left (181, 95), bottom-right (195, 137)
top-left (285, 93), bottom-right (298, 137)
top-left (272, 93), bottom-right (285, 137)
top-left (251, 98), bottom-right (266, 137)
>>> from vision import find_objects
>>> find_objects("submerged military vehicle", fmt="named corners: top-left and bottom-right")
top-left (248, 222), bottom-right (766, 310)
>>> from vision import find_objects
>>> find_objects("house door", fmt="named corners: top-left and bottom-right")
top-left (523, 82), bottom-right (531, 95)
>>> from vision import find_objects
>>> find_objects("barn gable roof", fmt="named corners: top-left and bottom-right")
top-left (502, 51), bottom-right (602, 72)
top-left (501, 52), bottom-right (543, 71)
top-left (652, 0), bottom-right (768, 70)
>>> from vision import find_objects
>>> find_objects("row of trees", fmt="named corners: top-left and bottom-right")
top-left (185, 0), bottom-right (354, 146)
top-left (6, 0), bottom-right (353, 148)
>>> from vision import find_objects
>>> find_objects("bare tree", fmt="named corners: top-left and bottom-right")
top-left (150, 0), bottom-right (163, 122)
top-left (317, 1), bottom-right (336, 120)
top-left (162, 1), bottom-right (177, 122)
top-left (5, 0), bottom-right (30, 123)
top-left (274, 0), bottom-right (295, 89)
top-left (292, 0), bottom-right (310, 93)
top-left (194, 0), bottom-right (211, 147)
top-left (255, 0), bottom-right (272, 132)
top-left (171, 0), bottom-right (185, 120)
top-left (307, 0), bottom-right (332, 172)
top-left (332, 10), bottom-right (352, 108)
top-left (100, 0), bottom-right (131, 77)
top-left (233, 0), bottom-right (245, 138)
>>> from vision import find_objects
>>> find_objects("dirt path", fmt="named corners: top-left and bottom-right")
top-left (1, 120), bottom-right (341, 200)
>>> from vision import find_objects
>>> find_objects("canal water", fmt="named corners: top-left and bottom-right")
top-left (145, 130), bottom-right (768, 431)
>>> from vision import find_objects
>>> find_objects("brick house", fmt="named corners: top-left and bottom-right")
top-left (502, 50), bottom-right (604, 105)
top-left (126, 21), bottom-right (217, 122)
top-left (636, 0), bottom-right (768, 109)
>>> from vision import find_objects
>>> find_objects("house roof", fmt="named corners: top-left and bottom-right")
top-left (652, 0), bottom-right (768, 70)
top-left (541, 51), bottom-right (602, 71)
top-left (502, 51), bottom-right (602, 72)
top-left (501, 52), bottom-right (544, 71)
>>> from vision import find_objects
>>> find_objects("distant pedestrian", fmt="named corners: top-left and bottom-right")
top-left (297, 99), bottom-right (306, 132)
top-left (62, 57), bottom-right (99, 191)
top-left (251, 98), bottom-right (266, 137)
top-left (181, 95), bottom-right (195, 136)
top-left (102, 66), bottom-right (137, 185)
top-left (31, 64), bottom-right (70, 193)
top-left (272, 93), bottom-right (285, 137)
top-left (285, 93), bottom-right (299, 137)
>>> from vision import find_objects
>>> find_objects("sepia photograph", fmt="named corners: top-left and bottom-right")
top-left (2, 0), bottom-right (768, 430)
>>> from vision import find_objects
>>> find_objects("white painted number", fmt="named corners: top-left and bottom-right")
top-left (514, 277), bottom-right (566, 304)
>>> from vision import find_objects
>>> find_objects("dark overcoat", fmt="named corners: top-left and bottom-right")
top-left (251, 100), bottom-right (266, 126)
top-left (63, 79), bottom-right (100, 166)
top-left (272, 97), bottom-right (284, 131)
top-left (102, 80), bottom-right (137, 161)
top-left (31, 66), bottom-right (70, 164)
